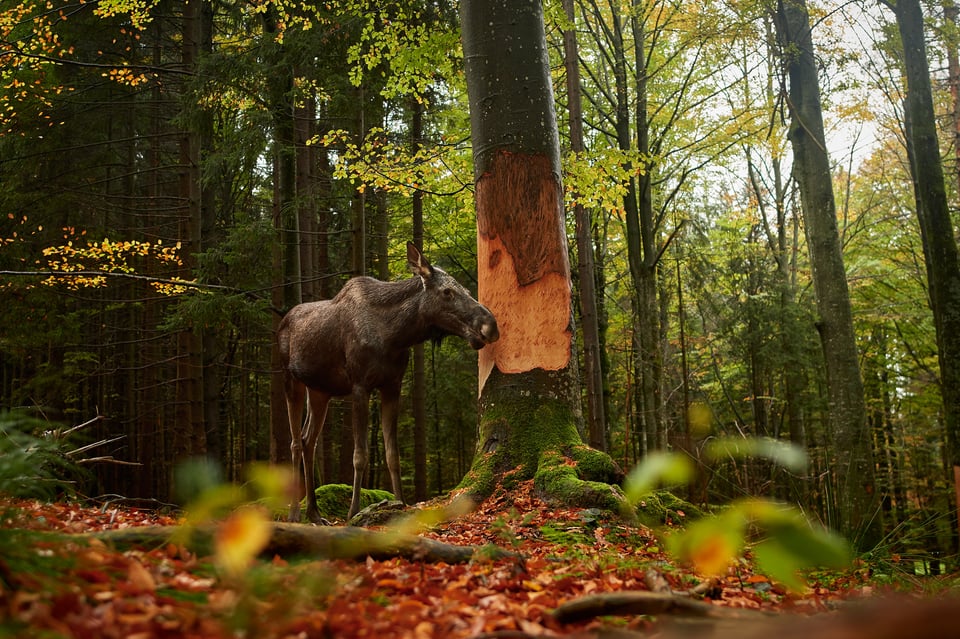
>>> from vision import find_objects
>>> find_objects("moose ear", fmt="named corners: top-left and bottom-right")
top-left (407, 241), bottom-right (434, 281)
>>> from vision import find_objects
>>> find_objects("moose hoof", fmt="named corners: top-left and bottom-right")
top-left (306, 511), bottom-right (332, 526)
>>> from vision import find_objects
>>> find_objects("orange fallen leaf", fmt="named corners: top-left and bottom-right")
top-left (125, 559), bottom-right (156, 593)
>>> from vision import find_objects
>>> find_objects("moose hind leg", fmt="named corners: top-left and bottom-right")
top-left (284, 378), bottom-right (306, 522)
top-left (302, 389), bottom-right (331, 523)
top-left (380, 384), bottom-right (405, 505)
top-left (348, 388), bottom-right (371, 520)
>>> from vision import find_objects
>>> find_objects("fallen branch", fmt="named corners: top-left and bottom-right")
top-left (551, 591), bottom-right (767, 624)
top-left (87, 522), bottom-right (512, 564)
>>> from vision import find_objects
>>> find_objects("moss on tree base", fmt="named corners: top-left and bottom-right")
top-left (532, 447), bottom-right (624, 511)
top-left (457, 368), bottom-right (702, 525)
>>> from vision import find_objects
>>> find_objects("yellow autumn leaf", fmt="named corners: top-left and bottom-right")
top-left (687, 530), bottom-right (737, 576)
top-left (214, 505), bottom-right (272, 578)
top-left (667, 512), bottom-right (747, 577)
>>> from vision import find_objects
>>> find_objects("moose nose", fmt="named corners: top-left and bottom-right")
top-left (481, 316), bottom-right (499, 344)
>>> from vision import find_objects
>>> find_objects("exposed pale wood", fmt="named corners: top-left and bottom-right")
top-left (475, 152), bottom-right (573, 392)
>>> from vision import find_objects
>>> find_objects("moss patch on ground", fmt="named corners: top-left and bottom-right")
top-left (309, 484), bottom-right (394, 521)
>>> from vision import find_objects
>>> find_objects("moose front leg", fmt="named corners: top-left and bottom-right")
top-left (348, 387), bottom-right (371, 520)
top-left (380, 383), bottom-right (405, 505)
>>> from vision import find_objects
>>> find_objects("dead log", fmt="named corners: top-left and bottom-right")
top-left (87, 522), bottom-right (510, 564)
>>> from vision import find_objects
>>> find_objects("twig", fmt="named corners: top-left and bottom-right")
top-left (75, 456), bottom-right (142, 467)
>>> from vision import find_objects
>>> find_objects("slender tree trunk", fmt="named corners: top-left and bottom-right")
top-left (265, 8), bottom-right (299, 466)
top-left (608, 5), bottom-right (659, 455)
top-left (630, 8), bottom-right (663, 453)
top-left (411, 97), bottom-right (428, 503)
top-left (865, 328), bottom-right (894, 535)
top-left (891, 0), bottom-right (960, 551)
top-left (139, 16), bottom-right (165, 495)
top-left (944, 0), bottom-right (960, 195)
top-left (352, 87), bottom-right (367, 278)
top-left (774, 0), bottom-right (878, 548)
top-left (196, 0), bottom-right (220, 469)
top-left (173, 0), bottom-right (207, 471)
top-left (315, 147), bottom-right (337, 482)
top-left (562, 0), bottom-right (606, 452)
top-left (296, 93), bottom-right (319, 302)
top-left (459, 0), bottom-right (621, 507)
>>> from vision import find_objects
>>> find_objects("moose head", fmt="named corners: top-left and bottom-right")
top-left (407, 242), bottom-right (499, 350)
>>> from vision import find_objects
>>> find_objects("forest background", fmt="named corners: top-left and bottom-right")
top-left (1, 0), bottom-right (958, 564)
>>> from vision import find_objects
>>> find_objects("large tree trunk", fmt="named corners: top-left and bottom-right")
top-left (774, 0), bottom-right (878, 548)
top-left (892, 0), bottom-right (960, 551)
top-left (459, 0), bottom-right (621, 507)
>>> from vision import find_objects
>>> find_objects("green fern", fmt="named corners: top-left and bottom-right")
top-left (0, 410), bottom-right (77, 498)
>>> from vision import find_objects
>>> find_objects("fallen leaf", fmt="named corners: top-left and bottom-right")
top-left (126, 559), bottom-right (156, 593)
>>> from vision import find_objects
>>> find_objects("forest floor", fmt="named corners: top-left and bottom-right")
top-left (0, 481), bottom-right (952, 639)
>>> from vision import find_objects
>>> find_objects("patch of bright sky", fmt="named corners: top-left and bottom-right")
top-left (820, 0), bottom-right (899, 172)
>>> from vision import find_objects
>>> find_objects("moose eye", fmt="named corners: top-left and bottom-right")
top-left (442, 288), bottom-right (455, 299)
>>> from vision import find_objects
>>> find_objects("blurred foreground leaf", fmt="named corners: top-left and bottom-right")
top-left (622, 451), bottom-right (695, 504)
top-left (705, 436), bottom-right (807, 473)
top-left (215, 505), bottom-right (273, 578)
top-left (667, 498), bottom-right (851, 589)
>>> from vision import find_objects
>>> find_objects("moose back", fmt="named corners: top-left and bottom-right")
top-left (278, 242), bottom-right (499, 522)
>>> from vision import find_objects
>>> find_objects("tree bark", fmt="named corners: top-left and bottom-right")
top-left (774, 0), bottom-right (878, 548)
top-left (411, 97), bottom-right (428, 503)
top-left (172, 0), bottom-right (208, 470)
top-left (891, 0), bottom-right (960, 551)
top-left (630, 7), bottom-right (664, 453)
top-left (944, 0), bottom-right (960, 195)
top-left (459, 0), bottom-right (622, 507)
top-left (265, 7), bottom-right (300, 466)
top-left (562, 0), bottom-right (607, 452)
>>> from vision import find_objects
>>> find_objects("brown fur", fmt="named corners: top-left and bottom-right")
top-left (278, 243), bottom-right (499, 522)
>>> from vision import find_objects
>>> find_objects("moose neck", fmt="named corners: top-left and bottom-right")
top-left (369, 276), bottom-right (446, 350)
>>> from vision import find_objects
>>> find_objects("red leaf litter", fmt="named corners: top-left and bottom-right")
top-left (0, 484), bottom-right (874, 639)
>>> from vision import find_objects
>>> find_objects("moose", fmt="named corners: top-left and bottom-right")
top-left (278, 242), bottom-right (500, 523)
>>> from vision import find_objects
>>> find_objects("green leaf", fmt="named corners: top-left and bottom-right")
top-left (741, 500), bottom-right (851, 591)
top-left (762, 522), bottom-right (851, 569)
top-left (752, 537), bottom-right (808, 591)
top-left (752, 523), bottom-right (850, 592)
top-left (623, 452), bottom-right (696, 504)
top-left (704, 436), bottom-right (807, 472)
